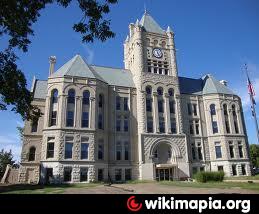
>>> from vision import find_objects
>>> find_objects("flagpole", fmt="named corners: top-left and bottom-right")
top-left (244, 64), bottom-right (259, 144)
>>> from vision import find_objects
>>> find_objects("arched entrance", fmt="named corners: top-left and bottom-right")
top-left (151, 141), bottom-right (180, 181)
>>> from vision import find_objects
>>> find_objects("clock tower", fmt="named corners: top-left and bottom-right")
top-left (124, 12), bottom-right (186, 180)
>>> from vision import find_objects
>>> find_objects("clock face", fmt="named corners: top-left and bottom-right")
top-left (152, 48), bottom-right (163, 58)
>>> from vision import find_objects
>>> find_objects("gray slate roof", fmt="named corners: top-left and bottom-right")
top-left (33, 55), bottom-right (235, 99)
top-left (33, 80), bottom-right (47, 99)
top-left (139, 12), bottom-right (165, 34)
top-left (179, 74), bottom-right (235, 95)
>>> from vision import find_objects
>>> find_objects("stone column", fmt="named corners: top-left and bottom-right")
top-left (164, 93), bottom-right (171, 134)
top-left (219, 106), bottom-right (225, 134)
top-left (166, 29), bottom-right (178, 77)
top-left (175, 95), bottom-right (183, 133)
top-left (236, 107), bottom-right (243, 134)
top-left (77, 97), bottom-right (82, 128)
top-left (58, 95), bottom-right (66, 128)
top-left (75, 96), bottom-right (80, 128)
top-left (228, 108), bottom-right (234, 134)
top-left (153, 92), bottom-right (159, 133)
top-left (90, 97), bottom-right (96, 129)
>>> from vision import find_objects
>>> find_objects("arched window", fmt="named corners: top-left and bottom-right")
top-left (82, 90), bottom-right (90, 128)
top-left (168, 88), bottom-right (174, 97)
top-left (232, 104), bottom-right (239, 133)
top-left (210, 104), bottom-right (218, 134)
top-left (145, 86), bottom-right (153, 133)
top-left (223, 104), bottom-right (230, 133)
top-left (210, 104), bottom-right (216, 115)
top-left (68, 89), bottom-right (75, 104)
top-left (98, 94), bottom-right (104, 129)
top-left (49, 89), bottom-right (58, 126)
top-left (52, 89), bottom-right (58, 103)
top-left (83, 90), bottom-right (90, 105)
top-left (157, 87), bottom-right (163, 96)
top-left (161, 41), bottom-right (166, 48)
top-left (28, 147), bottom-right (36, 161)
top-left (66, 89), bottom-right (75, 127)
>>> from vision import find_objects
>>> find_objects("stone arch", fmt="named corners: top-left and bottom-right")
top-left (149, 139), bottom-right (182, 161)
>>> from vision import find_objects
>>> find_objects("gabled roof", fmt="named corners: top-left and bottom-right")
top-left (91, 65), bottom-right (135, 88)
top-left (50, 55), bottom-right (104, 81)
top-left (202, 74), bottom-right (234, 95)
top-left (139, 12), bottom-right (165, 34)
top-left (179, 74), bottom-right (235, 95)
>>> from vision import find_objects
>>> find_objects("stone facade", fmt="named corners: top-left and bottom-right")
top-left (18, 12), bottom-right (251, 184)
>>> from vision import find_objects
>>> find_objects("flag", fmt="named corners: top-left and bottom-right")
top-left (247, 76), bottom-right (255, 96)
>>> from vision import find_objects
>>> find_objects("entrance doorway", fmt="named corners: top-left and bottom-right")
top-left (156, 168), bottom-right (173, 181)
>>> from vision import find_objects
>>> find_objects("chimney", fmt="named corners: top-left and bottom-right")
top-left (220, 80), bottom-right (227, 86)
top-left (49, 56), bottom-right (56, 76)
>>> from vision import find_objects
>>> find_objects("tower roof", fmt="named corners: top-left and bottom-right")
top-left (139, 12), bottom-right (165, 34)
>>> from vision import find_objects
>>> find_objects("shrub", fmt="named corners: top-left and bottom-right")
top-left (194, 171), bottom-right (224, 183)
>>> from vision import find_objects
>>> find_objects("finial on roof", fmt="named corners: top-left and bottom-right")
top-left (166, 26), bottom-right (173, 33)
top-left (136, 19), bottom-right (140, 26)
top-left (144, 3), bottom-right (147, 14)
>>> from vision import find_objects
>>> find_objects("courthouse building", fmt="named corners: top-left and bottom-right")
top-left (18, 12), bottom-right (251, 184)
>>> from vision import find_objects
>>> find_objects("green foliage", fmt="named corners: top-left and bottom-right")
top-left (0, 149), bottom-right (17, 179)
top-left (250, 144), bottom-right (259, 168)
top-left (194, 171), bottom-right (225, 183)
top-left (0, 0), bottom-right (118, 120)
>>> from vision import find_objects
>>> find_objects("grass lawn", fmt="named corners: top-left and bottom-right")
top-left (0, 183), bottom-right (100, 194)
top-left (160, 181), bottom-right (259, 192)
top-left (224, 175), bottom-right (259, 180)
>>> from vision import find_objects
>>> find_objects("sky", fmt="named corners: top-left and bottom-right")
top-left (0, 0), bottom-right (259, 161)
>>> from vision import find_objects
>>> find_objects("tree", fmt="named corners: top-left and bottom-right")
top-left (0, 149), bottom-right (17, 179)
top-left (0, 0), bottom-right (118, 120)
top-left (250, 144), bottom-right (259, 168)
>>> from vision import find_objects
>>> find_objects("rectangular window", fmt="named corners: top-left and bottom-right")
top-left (82, 112), bottom-right (89, 128)
top-left (125, 169), bottom-right (132, 181)
top-left (66, 111), bottom-right (74, 127)
top-left (98, 114), bottom-right (103, 129)
top-left (169, 100), bottom-right (175, 114)
top-left (232, 165), bottom-right (237, 176)
top-left (98, 140), bottom-right (104, 160)
top-left (229, 141), bottom-right (234, 158)
top-left (65, 137), bottom-right (73, 159)
top-left (46, 137), bottom-right (55, 159)
top-left (241, 164), bottom-right (246, 175)
top-left (124, 97), bottom-right (128, 111)
top-left (80, 167), bottom-right (88, 182)
top-left (115, 169), bottom-right (122, 181)
top-left (31, 119), bottom-right (38, 132)
top-left (159, 117), bottom-right (165, 133)
top-left (81, 143), bottom-right (89, 159)
top-left (64, 167), bottom-right (72, 182)
top-left (195, 120), bottom-right (199, 135)
top-left (147, 117), bottom-right (153, 133)
top-left (193, 104), bottom-right (197, 116)
top-left (124, 141), bottom-right (129, 161)
top-left (215, 142), bottom-right (222, 159)
top-left (50, 111), bottom-right (57, 126)
top-left (238, 142), bottom-right (243, 158)
top-left (146, 99), bottom-right (152, 112)
top-left (116, 142), bottom-right (122, 160)
top-left (187, 103), bottom-right (192, 115)
top-left (124, 117), bottom-right (129, 132)
top-left (170, 118), bottom-right (177, 134)
top-left (158, 100), bottom-right (164, 113)
top-left (116, 96), bottom-right (121, 110)
top-left (189, 121), bottom-right (194, 135)
top-left (98, 169), bottom-right (104, 181)
top-left (197, 144), bottom-right (203, 160)
top-left (218, 165), bottom-right (224, 172)
top-left (116, 116), bottom-right (121, 132)
top-left (212, 121), bottom-right (218, 134)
